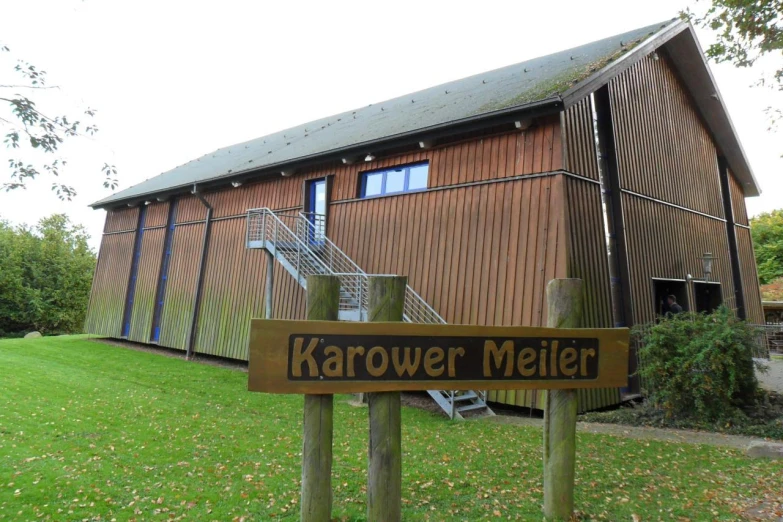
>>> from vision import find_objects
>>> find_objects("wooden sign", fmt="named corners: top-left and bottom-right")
top-left (248, 319), bottom-right (629, 394)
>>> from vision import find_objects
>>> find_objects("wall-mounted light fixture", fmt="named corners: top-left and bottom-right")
top-left (365, 154), bottom-right (376, 162)
top-left (280, 170), bottom-right (294, 177)
top-left (700, 252), bottom-right (716, 282)
top-left (231, 181), bottom-right (243, 188)
top-left (144, 201), bottom-right (152, 206)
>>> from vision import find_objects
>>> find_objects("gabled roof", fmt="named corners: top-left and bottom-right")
top-left (93, 19), bottom-right (759, 208)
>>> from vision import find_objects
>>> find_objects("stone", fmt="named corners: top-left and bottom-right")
top-left (746, 441), bottom-right (783, 459)
top-left (23, 331), bottom-right (42, 339)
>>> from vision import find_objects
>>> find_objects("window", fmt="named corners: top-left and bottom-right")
top-left (359, 162), bottom-right (429, 198)
top-left (652, 278), bottom-right (689, 318)
top-left (693, 282), bottom-right (722, 314)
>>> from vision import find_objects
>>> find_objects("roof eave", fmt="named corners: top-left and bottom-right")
top-left (90, 95), bottom-right (564, 209)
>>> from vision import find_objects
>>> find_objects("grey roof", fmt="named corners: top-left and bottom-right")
top-left (92, 19), bottom-right (759, 207)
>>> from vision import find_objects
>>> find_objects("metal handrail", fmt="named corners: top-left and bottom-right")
top-left (247, 207), bottom-right (448, 325)
top-left (295, 210), bottom-right (446, 325)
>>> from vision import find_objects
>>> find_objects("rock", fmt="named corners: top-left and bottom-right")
top-left (746, 441), bottom-right (783, 459)
top-left (23, 331), bottom-right (42, 339)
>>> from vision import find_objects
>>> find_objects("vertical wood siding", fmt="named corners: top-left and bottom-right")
top-left (127, 228), bottom-right (165, 343)
top-left (84, 218), bottom-right (136, 336)
top-left (87, 122), bottom-right (579, 410)
top-left (562, 176), bottom-right (620, 411)
top-left (736, 226), bottom-right (765, 324)
top-left (104, 207), bottom-right (139, 232)
top-left (563, 177), bottom-right (613, 328)
top-left (728, 170), bottom-right (749, 226)
top-left (623, 194), bottom-right (735, 323)
top-left (192, 217), bottom-right (306, 360)
top-left (157, 223), bottom-right (205, 349)
top-left (609, 53), bottom-right (724, 218)
top-left (329, 175), bottom-right (567, 327)
top-left (144, 202), bottom-right (170, 228)
top-left (562, 98), bottom-right (599, 181)
top-left (328, 174), bottom-right (568, 411)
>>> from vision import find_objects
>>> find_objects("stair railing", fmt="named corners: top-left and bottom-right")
top-left (247, 207), bottom-right (489, 419)
top-left (294, 211), bottom-right (447, 326)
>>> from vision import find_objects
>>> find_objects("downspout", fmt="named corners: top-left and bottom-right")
top-left (186, 183), bottom-right (213, 359)
top-left (717, 157), bottom-right (746, 320)
top-left (592, 86), bottom-right (637, 393)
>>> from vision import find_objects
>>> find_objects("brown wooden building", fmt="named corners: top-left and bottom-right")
top-left (86, 19), bottom-right (763, 415)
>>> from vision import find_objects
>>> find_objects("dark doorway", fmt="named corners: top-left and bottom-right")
top-left (304, 178), bottom-right (327, 245)
top-left (652, 278), bottom-right (688, 317)
top-left (694, 282), bottom-right (722, 314)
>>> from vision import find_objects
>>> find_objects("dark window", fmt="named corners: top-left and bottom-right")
top-left (359, 162), bottom-right (429, 198)
top-left (652, 278), bottom-right (689, 318)
top-left (694, 282), bottom-right (722, 314)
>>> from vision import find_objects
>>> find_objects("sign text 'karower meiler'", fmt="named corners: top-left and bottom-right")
top-left (248, 320), bottom-right (629, 394)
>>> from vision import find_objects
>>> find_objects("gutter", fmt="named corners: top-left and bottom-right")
top-left (90, 96), bottom-right (563, 209)
top-left (185, 183), bottom-right (213, 359)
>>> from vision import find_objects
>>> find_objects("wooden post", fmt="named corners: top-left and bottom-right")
top-left (265, 251), bottom-right (274, 319)
top-left (366, 275), bottom-right (406, 522)
top-left (301, 275), bottom-right (339, 522)
top-left (543, 278), bottom-right (583, 521)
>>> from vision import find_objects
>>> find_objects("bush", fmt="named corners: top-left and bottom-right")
top-left (636, 307), bottom-right (761, 422)
top-left (0, 215), bottom-right (95, 335)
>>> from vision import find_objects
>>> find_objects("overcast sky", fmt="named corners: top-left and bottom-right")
top-left (1, 0), bottom-right (780, 250)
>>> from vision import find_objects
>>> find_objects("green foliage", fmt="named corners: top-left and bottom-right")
top-left (0, 43), bottom-right (118, 198)
top-left (0, 214), bottom-right (95, 335)
top-left (685, 0), bottom-right (782, 129)
top-left (636, 307), bottom-right (761, 421)
top-left (751, 208), bottom-right (783, 284)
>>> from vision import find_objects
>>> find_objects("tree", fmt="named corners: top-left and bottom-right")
top-left (0, 214), bottom-right (96, 335)
top-left (0, 44), bottom-right (118, 199)
top-left (750, 208), bottom-right (783, 285)
top-left (686, 1), bottom-right (782, 129)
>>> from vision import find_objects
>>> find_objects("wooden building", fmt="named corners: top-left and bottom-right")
top-left (86, 19), bottom-right (763, 415)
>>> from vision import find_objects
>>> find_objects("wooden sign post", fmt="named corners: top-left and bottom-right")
top-left (543, 279), bottom-right (582, 521)
top-left (301, 275), bottom-right (339, 522)
top-left (366, 276), bottom-right (405, 522)
top-left (247, 277), bottom-right (629, 521)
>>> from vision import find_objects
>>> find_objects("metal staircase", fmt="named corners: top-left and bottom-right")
top-left (246, 207), bottom-right (494, 420)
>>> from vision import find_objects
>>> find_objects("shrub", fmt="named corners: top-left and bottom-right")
top-left (0, 215), bottom-right (95, 335)
top-left (636, 307), bottom-right (761, 422)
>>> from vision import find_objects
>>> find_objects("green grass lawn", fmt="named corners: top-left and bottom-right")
top-left (1, 336), bottom-right (781, 521)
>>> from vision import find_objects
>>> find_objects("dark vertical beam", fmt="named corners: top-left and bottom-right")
top-left (593, 86), bottom-right (636, 389)
top-left (718, 157), bottom-right (746, 319)
top-left (121, 206), bottom-right (147, 338)
top-left (186, 186), bottom-right (213, 359)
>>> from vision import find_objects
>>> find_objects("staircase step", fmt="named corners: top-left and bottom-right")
top-left (456, 403), bottom-right (489, 413)
top-left (451, 392), bottom-right (478, 402)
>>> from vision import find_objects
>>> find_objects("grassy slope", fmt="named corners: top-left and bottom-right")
top-left (1, 336), bottom-right (781, 521)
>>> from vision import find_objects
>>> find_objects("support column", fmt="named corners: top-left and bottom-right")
top-left (367, 275), bottom-right (405, 522)
top-left (265, 251), bottom-right (274, 319)
top-left (718, 157), bottom-right (746, 320)
top-left (592, 86), bottom-right (636, 391)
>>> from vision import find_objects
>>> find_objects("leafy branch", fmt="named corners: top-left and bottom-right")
top-left (684, 1), bottom-right (783, 130)
top-left (0, 44), bottom-right (117, 199)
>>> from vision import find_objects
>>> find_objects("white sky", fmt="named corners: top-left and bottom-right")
top-left (0, 0), bottom-right (780, 251)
